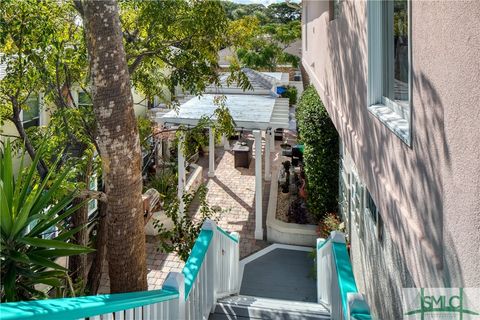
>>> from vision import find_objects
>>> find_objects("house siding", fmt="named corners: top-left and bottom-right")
top-left (302, 0), bottom-right (480, 318)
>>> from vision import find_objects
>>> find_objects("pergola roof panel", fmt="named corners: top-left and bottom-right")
top-left (160, 94), bottom-right (289, 130)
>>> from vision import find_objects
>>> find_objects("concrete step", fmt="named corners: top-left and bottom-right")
top-left (210, 295), bottom-right (331, 320)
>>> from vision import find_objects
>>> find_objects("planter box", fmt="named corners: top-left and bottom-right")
top-left (266, 169), bottom-right (317, 246)
top-left (145, 163), bottom-right (203, 236)
top-left (185, 163), bottom-right (203, 193)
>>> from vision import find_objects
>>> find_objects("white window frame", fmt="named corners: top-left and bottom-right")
top-left (350, 171), bottom-right (364, 239)
top-left (87, 174), bottom-right (98, 217)
top-left (367, 0), bottom-right (412, 145)
top-left (21, 93), bottom-right (44, 127)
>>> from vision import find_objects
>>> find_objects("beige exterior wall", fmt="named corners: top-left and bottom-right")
top-left (302, 0), bottom-right (480, 318)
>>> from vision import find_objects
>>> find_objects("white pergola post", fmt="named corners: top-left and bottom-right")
top-left (265, 130), bottom-right (271, 181)
top-left (222, 134), bottom-right (230, 150)
top-left (177, 132), bottom-right (186, 216)
top-left (253, 130), bottom-right (263, 240)
top-left (270, 127), bottom-right (275, 152)
top-left (208, 127), bottom-right (215, 178)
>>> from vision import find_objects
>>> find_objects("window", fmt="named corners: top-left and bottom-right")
top-left (368, 0), bottom-right (411, 144)
top-left (87, 174), bottom-right (98, 217)
top-left (365, 189), bottom-right (378, 224)
top-left (350, 172), bottom-right (364, 238)
top-left (22, 95), bottom-right (40, 129)
top-left (365, 188), bottom-right (383, 241)
top-left (330, 0), bottom-right (343, 20)
top-left (338, 141), bottom-right (349, 222)
top-left (78, 91), bottom-right (92, 108)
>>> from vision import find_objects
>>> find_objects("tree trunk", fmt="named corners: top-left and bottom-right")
top-left (86, 199), bottom-right (108, 295)
top-left (68, 145), bottom-right (91, 287)
top-left (82, 0), bottom-right (147, 292)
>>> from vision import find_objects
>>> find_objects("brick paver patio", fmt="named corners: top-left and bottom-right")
top-left (98, 132), bottom-right (295, 293)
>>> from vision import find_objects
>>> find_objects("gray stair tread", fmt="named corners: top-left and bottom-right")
top-left (240, 248), bottom-right (316, 302)
top-left (213, 295), bottom-right (330, 319)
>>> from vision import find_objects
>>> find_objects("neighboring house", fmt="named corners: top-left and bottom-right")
top-left (302, 0), bottom-right (480, 319)
top-left (0, 61), bottom-right (151, 220)
top-left (0, 60), bottom-right (150, 149)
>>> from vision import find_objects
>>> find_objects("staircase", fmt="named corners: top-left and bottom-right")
top-left (210, 295), bottom-right (331, 320)
top-left (0, 225), bottom-right (372, 320)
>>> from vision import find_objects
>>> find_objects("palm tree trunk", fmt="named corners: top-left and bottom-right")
top-left (86, 199), bottom-right (108, 294)
top-left (82, 0), bottom-right (147, 292)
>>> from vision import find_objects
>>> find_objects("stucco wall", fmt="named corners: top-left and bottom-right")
top-left (302, 0), bottom-right (480, 318)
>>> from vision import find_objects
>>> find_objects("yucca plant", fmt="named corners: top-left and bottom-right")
top-left (0, 141), bottom-right (94, 302)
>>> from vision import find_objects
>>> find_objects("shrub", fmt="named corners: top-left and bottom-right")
top-left (296, 86), bottom-right (339, 221)
top-left (318, 212), bottom-right (343, 238)
top-left (0, 141), bottom-right (93, 301)
top-left (154, 185), bottom-right (221, 261)
top-left (281, 85), bottom-right (298, 107)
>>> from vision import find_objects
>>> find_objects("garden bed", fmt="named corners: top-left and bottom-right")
top-left (145, 163), bottom-right (203, 236)
top-left (266, 170), bottom-right (318, 247)
top-left (276, 189), bottom-right (316, 225)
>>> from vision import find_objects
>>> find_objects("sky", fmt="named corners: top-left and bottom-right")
top-left (231, 0), bottom-right (300, 6)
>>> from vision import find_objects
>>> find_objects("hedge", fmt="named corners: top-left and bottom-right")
top-left (296, 85), bottom-right (339, 220)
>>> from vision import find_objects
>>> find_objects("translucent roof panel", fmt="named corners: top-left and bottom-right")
top-left (160, 94), bottom-right (287, 130)
top-left (261, 72), bottom-right (283, 80)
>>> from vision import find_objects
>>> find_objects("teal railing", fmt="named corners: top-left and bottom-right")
top-left (332, 241), bottom-right (371, 320)
top-left (0, 289), bottom-right (178, 320)
top-left (317, 232), bottom-right (372, 320)
top-left (182, 228), bottom-right (213, 299)
top-left (0, 222), bottom-right (240, 320)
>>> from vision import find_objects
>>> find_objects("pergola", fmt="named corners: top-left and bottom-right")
top-left (159, 94), bottom-right (289, 239)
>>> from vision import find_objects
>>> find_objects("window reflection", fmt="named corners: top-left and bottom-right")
top-left (392, 0), bottom-right (408, 102)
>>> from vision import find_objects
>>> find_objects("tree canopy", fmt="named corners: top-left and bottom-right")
top-left (220, 1), bottom-right (302, 70)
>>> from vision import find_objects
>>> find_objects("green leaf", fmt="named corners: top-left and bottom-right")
top-left (33, 247), bottom-right (93, 258)
top-left (1, 140), bottom-right (14, 209)
top-left (20, 237), bottom-right (92, 251)
top-left (53, 224), bottom-right (86, 242)
top-left (9, 251), bottom-right (31, 264)
top-left (4, 265), bottom-right (17, 302)
top-left (27, 254), bottom-right (68, 271)
top-left (34, 277), bottom-right (64, 287)
top-left (28, 197), bottom-right (82, 237)
top-left (1, 181), bottom-right (14, 236)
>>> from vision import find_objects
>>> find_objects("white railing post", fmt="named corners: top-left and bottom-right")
top-left (202, 219), bottom-right (217, 313)
top-left (163, 272), bottom-right (185, 320)
top-left (231, 232), bottom-right (240, 292)
top-left (329, 231), bottom-right (347, 320)
top-left (347, 293), bottom-right (371, 320)
top-left (330, 231), bottom-right (346, 244)
top-left (316, 238), bottom-right (326, 303)
top-left (208, 128), bottom-right (215, 178)
top-left (253, 130), bottom-right (263, 240)
top-left (178, 131), bottom-right (186, 216)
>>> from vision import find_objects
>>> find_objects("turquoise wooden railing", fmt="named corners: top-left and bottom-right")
top-left (316, 231), bottom-right (372, 320)
top-left (0, 289), bottom-right (179, 320)
top-left (0, 219), bottom-right (240, 320)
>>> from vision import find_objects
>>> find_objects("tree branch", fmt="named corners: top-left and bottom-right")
top-left (77, 190), bottom-right (108, 203)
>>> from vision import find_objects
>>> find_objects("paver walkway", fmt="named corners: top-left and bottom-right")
top-left (99, 132), bottom-right (296, 293)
